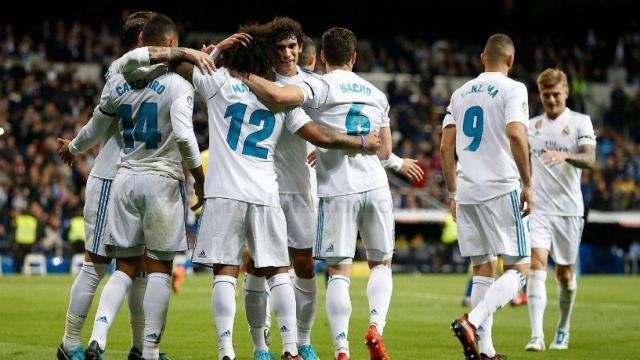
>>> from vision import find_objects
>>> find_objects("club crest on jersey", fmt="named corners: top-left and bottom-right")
top-left (562, 126), bottom-right (570, 135)
top-left (535, 119), bottom-right (543, 129)
top-left (521, 101), bottom-right (529, 116)
top-left (187, 95), bottom-right (193, 108)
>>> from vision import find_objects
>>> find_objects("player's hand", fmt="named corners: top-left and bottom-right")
top-left (307, 151), bottom-right (317, 168)
top-left (399, 158), bottom-right (424, 182)
top-left (191, 180), bottom-right (205, 211)
top-left (541, 149), bottom-right (568, 167)
top-left (362, 133), bottom-right (381, 154)
top-left (520, 185), bottom-right (533, 217)
top-left (57, 138), bottom-right (75, 166)
top-left (450, 198), bottom-right (457, 222)
top-left (201, 44), bottom-right (215, 54)
top-left (215, 33), bottom-right (252, 52)
top-left (185, 48), bottom-right (216, 75)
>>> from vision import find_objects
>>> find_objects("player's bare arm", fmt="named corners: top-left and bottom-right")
top-left (507, 122), bottom-right (533, 216)
top-left (378, 127), bottom-right (425, 181)
top-left (234, 71), bottom-right (305, 106)
top-left (542, 144), bottom-right (596, 169)
top-left (296, 122), bottom-right (381, 154)
top-left (440, 124), bottom-right (457, 220)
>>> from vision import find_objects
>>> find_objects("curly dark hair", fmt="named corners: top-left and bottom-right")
top-left (220, 23), bottom-right (279, 79)
top-left (267, 16), bottom-right (305, 45)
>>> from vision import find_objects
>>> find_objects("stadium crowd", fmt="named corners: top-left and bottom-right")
top-left (0, 16), bottom-right (639, 264)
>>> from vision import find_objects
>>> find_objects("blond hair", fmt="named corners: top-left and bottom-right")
top-left (483, 34), bottom-right (514, 65)
top-left (537, 68), bottom-right (568, 90)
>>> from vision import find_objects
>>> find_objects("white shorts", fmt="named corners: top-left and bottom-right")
top-left (314, 187), bottom-right (394, 262)
top-left (83, 176), bottom-right (113, 257)
top-left (457, 190), bottom-right (530, 258)
top-left (280, 193), bottom-right (316, 250)
top-left (192, 198), bottom-right (289, 268)
top-left (106, 173), bottom-right (188, 257)
top-left (530, 213), bottom-right (584, 265)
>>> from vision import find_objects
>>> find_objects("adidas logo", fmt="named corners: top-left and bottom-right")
top-left (220, 330), bottom-right (232, 337)
top-left (145, 332), bottom-right (160, 344)
top-left (280, 325), bottom-right (289, 332)
top-left (370, 309), bottom-right (379, 315)
top-left (198, 250), bottom-right (206, 258)
top-left (336, 332), bottom-right (347, 340)
top-left (327, 244), bottom-right (334, 253)
top-left (96, 316), bottom-right (108, 324)
top-left (478, 325), bottom-right (484, 331)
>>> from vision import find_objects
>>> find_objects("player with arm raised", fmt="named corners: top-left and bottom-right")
top-left (235, 27), bottom-right (410, 360)
top-left (443, 34), bottom-right (532, 360)
top-left (524, 68), bottom-right (596, 352)
top-left (61, 14), bottom-right (204, 360)
top-left (142, 23), bottom-right (379, 360)
top-left (56, 11), bottom-right (167, 360)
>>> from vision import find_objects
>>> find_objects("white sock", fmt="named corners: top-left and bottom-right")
top-left (244, 273), bottom-right (269, 352)
top-left (326, 275), bottom-right (351, 358)
top-left (557, 274), bottom-right (577, 332)
top-left (527, 270), bottom-right (547, 339)
top-left (367, 265), bottom-right (392, 335)
top-left (142, 272), bottom-right (171, 360)
top-left (90, 270), bottom-right (132, 350)
top-left (213, 275), bottom-right (237, 360)
top-left (471, 276), bottom-right (495, 357)
top-left (62, 261), bottom-right (109, 351)
top-left (294, 275), bottom-right (317, 346)
top-left (468, 270), bottom-right (525, 328)
top-left (128, 273), bottom-right (147, 351)
top-left (268, 273), bottom-right (298, 356)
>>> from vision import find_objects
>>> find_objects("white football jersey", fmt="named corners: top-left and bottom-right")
top-left (100, 72), bottom-right (198, 181)
top-left (274, 66), bottom-right (317, 195)
top-left (192, 68), bottom-right (312, 207)
top-left (443, 72), bottom-right (529, 203)
top-left (303, 69), bottom-right (390, 197)
top-left (529, 108), bottom-right (596, 216)
top-left (86, 62), bottom-right (169, 180)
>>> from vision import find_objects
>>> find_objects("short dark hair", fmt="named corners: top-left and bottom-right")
top-left (322, 27), bottom-right (357, 66)
top-left (141, 13), bottom-right (178, 47)
top-left (483, 33), bottom-right (514, 66)
top-left (122, 11), bottom-right (155, 50)
top-left (221, 23), bottom-right (279, 79)
top-left (299, 36), bottom-right (316, 66)
top-left (268, 16), bottom-right (305, 45)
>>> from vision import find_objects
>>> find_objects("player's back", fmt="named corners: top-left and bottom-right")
top-left (305, 70), bottom-right (389, 197)
top-left (193, 68), bottom-right (310, 206)
top-left (104, 72), bottom-right (194, 180)
top-left (445, 72), bottom-right (529, 203)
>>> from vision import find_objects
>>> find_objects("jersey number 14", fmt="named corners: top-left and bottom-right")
top-left (117, 102), bottom-right (161, 149)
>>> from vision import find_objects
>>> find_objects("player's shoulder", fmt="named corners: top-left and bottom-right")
top-left (161, 72), bottom-right (194, 91)
top-left (566, 108), bottom-right (591, 122)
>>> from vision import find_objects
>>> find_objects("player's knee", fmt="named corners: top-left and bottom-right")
top-left (556, 266), bottom-right (574, 284)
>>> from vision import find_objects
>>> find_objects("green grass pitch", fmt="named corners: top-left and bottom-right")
top-left (1, 273), bottom-right (638, 359)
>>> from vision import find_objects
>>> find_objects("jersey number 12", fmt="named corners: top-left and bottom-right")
top-left (225, 103), bottom-right (275, 159)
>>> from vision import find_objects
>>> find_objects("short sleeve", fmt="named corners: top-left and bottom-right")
top-left (442, 100), bottom-right (456, 127)
top-left (300, 75), bottom-right (330, 109)
top-left (380, 98), bottom-right (391, 128)
top-left (577, 115), bottom-right (597, 146)
top-left (192, 67), bottom-right (227, 99)
top-left (98, 80), bottom-right (115, 116)
top-left (285, 106), bottom-right (313, 134)
top-left (504, 82), bottom-right (529, 126)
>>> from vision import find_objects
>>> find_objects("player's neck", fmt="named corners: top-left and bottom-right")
top-left (483, 65), bottom-right (509, 76)
top-left (546, 107), bottom-right (567, 120)
top-left (325, 63), bottom-right (352, 73)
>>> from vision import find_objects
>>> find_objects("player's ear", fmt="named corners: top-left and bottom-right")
top-left (351, 52), bottom-right (357, 67)
top-left (506, 54), bottom-right (514, 69)
top-left (320, 50), bottom-right (327, 65)
top-left (480, 52), bottom-right (486, 66)
top-left (136, 32), bottom-right (144, 48)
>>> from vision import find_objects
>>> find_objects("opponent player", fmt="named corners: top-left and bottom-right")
top-left (443, 34), bottom-right (532, 360)
top-left (524, 68), bottom-right (596, 352)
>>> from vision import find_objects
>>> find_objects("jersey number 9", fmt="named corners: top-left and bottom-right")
top-left (463, 106), bottom-right (483, 152)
